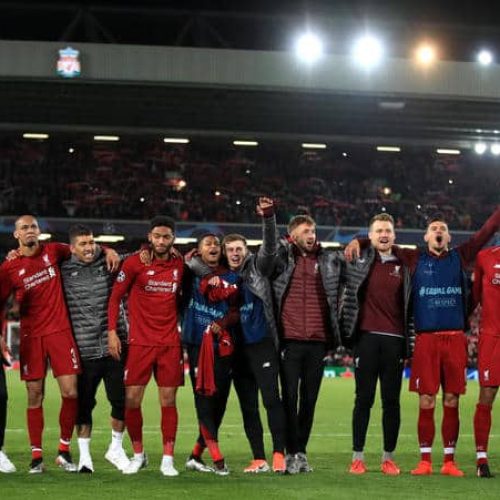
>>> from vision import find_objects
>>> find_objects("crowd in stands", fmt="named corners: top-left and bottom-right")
top-left (0, 136), bottom-right (498, 230)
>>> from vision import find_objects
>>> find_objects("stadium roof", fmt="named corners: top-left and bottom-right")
top-left (2, 2), bottom-right (500, 149)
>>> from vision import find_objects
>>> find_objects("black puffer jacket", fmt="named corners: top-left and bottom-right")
top-left (340, 246), bottom-right (414, 358)
top-left (61, 248), bottom-right (128, 360)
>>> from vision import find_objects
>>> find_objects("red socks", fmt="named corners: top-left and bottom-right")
top-left (418, 407), bottom-right (435, 462)
top-left (200, 424), bottom-right (223, 462)
top-left (59, 397), bottom-right (77, 450)
top-left (27, 407), bottom-right (44, 459)
top-left (125, 407), bottom-right (144, 454)
top-left (474, 403), bottom-right (492, 465)
top-left (192, 440), bottom-right (205, 458)
top-left (442, 405), bottom-right (459, 462)
top-left (161, 406), bottom-right (178, 456)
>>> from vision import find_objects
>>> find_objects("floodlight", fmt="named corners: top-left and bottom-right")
top-left (477, 50), bottom-right (493, 66)
top-left (352, 35), bottom-right (383, 68)
top-left (295, 33), bottom-right (323, 63)
top-left (474, 143), bottom-right (487, 155)
top-left (491, 144), bottom-right (500, 155)
top-left (416, 44), bottom-right (436, 65)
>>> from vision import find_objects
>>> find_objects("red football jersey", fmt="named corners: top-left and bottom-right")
top-left (108, 253), bottom-right (184, 347)
top-left (473, 246), bottom-right (500, 336)
top-left (0, 243), bottom-right (72, 337)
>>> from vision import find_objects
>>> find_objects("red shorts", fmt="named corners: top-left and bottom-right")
top-left (124, 344), bottom-right (184, 387)
top-left (409, 331), bottom-right (467, 395)
top-left (19, 330), bottom-right (81, 381)
top-left (478, 335), bottom-right (500, 387)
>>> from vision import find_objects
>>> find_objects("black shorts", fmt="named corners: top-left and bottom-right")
top-left (76, 355), bottom-right (126, 426)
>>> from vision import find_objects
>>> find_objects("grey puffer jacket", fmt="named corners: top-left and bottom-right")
top-left (340, 246), bottom-right (414, 358)
top-left (61, 248), bottom-right (128, 360)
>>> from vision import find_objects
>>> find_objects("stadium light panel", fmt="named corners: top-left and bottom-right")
top-left (94, 235), bottom-right (125, 243)
top-left (416, 44), bottom-right (437, 65)
top-left (376, 146), bottom-right (401, 152)
top-left (474, 142), bottom-right (487, 155)
top-left (23, 133), bottom-right (49, 139)
top-left (352, 35), bottom-right (384, 69)
top-left (163, 138), bottom-right (190, 144)
top-left (175, 237), bottom-right (197, 245)
top-left (39, 233), bottom-right (52, 241)
top-left (295, 33), bottom-right (323, 63)
top-left (302, 143), bottom-right (327, 149)
top-left (436, 148), bottom-right (460, 155)
top-left (233, 140), bottom-right (259, 146)
top-left (477, 49), bottom-right (493, 66)
top-left (491, 144), bottom-right (500, 155)
top-left (378, 101), bottom-right (406, 110)
top-left (94, 135), bottom-right (120, 141)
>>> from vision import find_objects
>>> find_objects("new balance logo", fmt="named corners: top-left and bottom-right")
top-left (484, 369), bottom-right (490, 382)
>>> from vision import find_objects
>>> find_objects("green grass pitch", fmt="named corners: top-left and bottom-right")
top-left (1, 372), bottom-right (500, 499)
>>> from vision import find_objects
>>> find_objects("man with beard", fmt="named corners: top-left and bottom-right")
top-left (267, 214), bottom-right (342, 474)
top-left (0, 215), bottom-right (119, 473)
top-left (182, 233), bottom-right (239, 475)
top-left (108, 216), bottom-right (184, 476)
top-left (341, 213), bottom-right (413, 476)
top-left (61, 224), bottom-right (129, 473)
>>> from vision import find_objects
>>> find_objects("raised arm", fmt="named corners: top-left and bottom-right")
top-left (457, 206), bottom-right (500, 265)
top-left (255, 197), bottom-right (278, 277)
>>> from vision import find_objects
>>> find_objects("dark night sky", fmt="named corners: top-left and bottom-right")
top-left (2, 1), bottom-right (500, 60)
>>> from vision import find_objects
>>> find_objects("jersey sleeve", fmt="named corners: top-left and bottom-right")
top-left (108, 257), bottom-right (137, 331)
top-left (457, 207), bottom-right (500, 265)
top-left (52, 242), bottom-right (72, 262)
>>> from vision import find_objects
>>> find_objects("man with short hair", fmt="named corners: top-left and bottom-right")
top-left (61, 224), bottom-right (129, 473)
top-left (221, 197), bottom-right (287, 474)
top-left (341, 213), bottom-right (413, 476)
top-left (268, 213), bottom-right (342, 474)
top-left (0, 215), bottom-right (118, 473)
top-left (472, 245), bottom-right (500, 478)
top-left (108, 216), bottom-right (184, 476)
top-left (409, 210), bottom-right (500, 476)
